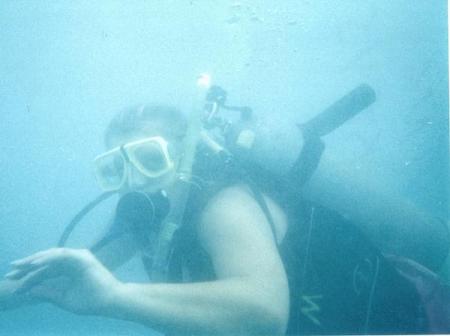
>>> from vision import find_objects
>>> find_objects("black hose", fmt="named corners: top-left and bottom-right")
top-left (57, 191), bottom-right (115, 247)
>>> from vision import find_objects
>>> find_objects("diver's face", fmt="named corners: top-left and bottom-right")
top-left (108, 128), bottom-right (180, 194)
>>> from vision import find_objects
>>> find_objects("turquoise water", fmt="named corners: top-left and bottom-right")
top-left (0, 1), bottom-right (448, 335)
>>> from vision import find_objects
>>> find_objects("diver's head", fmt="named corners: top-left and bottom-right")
top-left (95, 104), bottom-right (187, 193)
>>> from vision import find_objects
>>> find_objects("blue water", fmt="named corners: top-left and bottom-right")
top-left (0, 1), bottom-right (448, 335)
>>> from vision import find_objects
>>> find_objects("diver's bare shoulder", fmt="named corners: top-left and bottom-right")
top-left (196, 183), bottom-right (290, 330)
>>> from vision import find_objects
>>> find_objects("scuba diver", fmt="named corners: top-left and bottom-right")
top-left (0, 80), bottom-right (449, 335)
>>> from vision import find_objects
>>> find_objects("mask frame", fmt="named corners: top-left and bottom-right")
top-left (93, 136), bottom-right (175, 191)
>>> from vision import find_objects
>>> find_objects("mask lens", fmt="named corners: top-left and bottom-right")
top-left (95, 152), bottom-right (126, 190)
top-left (132, 143), bottom-right (168, 174)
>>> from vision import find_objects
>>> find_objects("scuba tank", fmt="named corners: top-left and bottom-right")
top-left (205, 84), bottom-right (376, 190)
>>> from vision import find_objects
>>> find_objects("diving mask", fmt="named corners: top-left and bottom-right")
top-left (94, 136), bottom-right (175, 191)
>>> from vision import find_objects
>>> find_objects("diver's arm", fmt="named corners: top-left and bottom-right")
top-left (104, 186), bottom-right (289, 335)
top-left (110, 277), bottom-right (286, 335)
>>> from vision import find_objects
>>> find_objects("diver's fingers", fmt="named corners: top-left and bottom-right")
top-left (4, 267), bottom-right (35, 280)
top-left (14, 265), bottom-right (56, 295)
top-left (11, 249), bottom-right (57, 268)
top-left (6, 257), bottom-right (49, 280)
top-left (7, 257), bottom-right (49, 282)
top-left (11, 248), bottom-right (70, 269)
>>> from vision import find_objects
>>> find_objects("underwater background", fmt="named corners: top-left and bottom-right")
top-left (0, 1), bottom-right (448, 335)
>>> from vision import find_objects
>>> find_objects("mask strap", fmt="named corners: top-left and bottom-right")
top-left (58, 191), bottom-right (115, 247)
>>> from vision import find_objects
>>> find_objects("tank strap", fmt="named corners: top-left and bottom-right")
top-left (246, 180), bottom-right (278, 244)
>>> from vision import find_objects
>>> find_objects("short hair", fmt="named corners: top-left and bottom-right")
top-left (104, 104), bottom-right (188, 148)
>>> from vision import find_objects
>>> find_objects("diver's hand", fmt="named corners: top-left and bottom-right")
top-left (5, 248), bottom-right (121, 315)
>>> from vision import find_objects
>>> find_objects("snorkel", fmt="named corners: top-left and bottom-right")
top-left (149, 74), bottom-right (212, 281)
